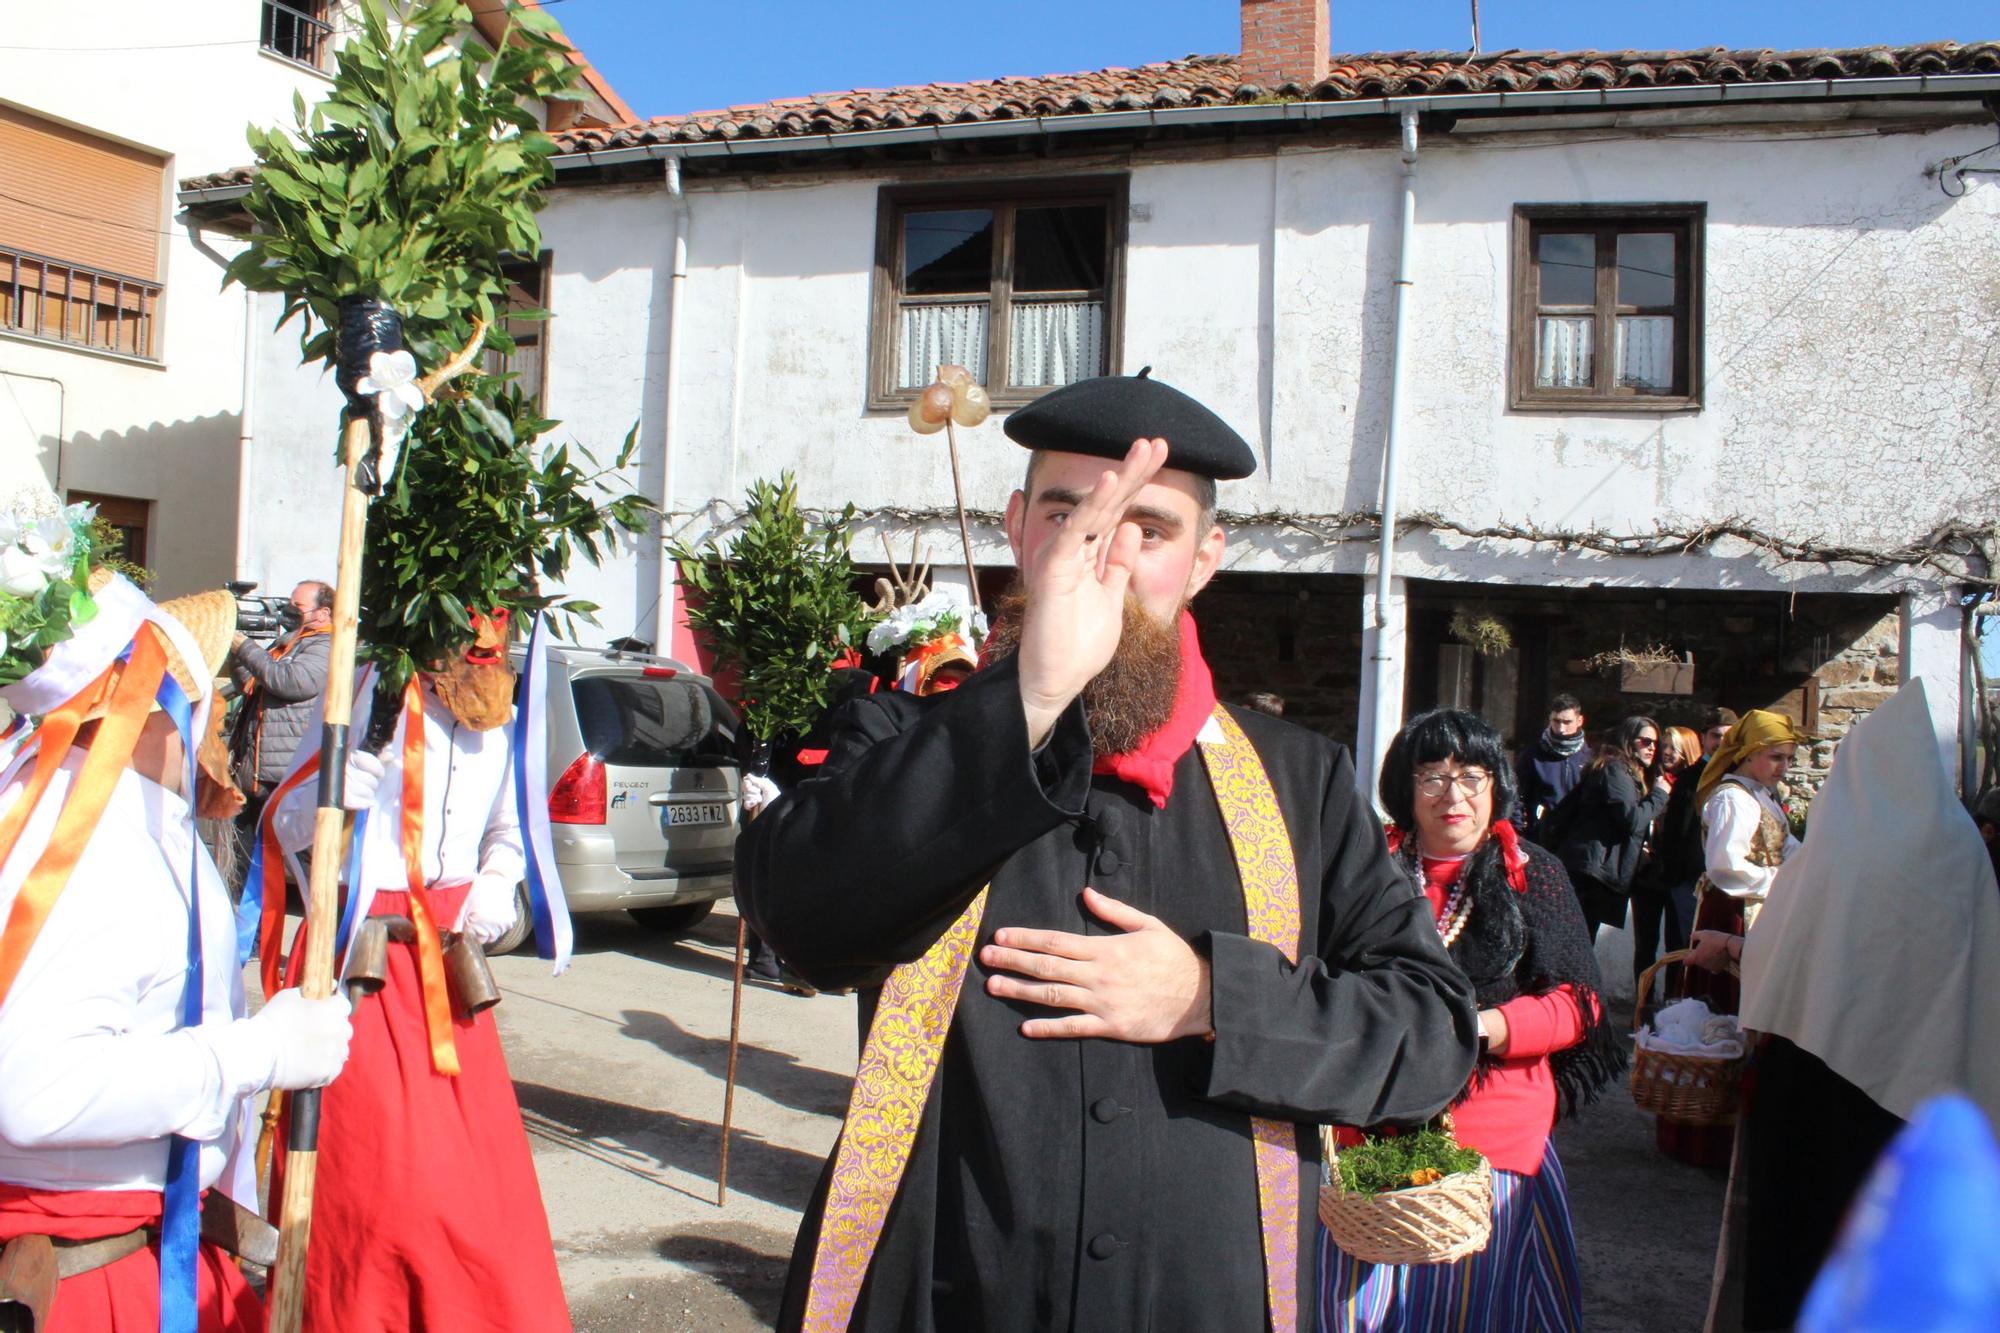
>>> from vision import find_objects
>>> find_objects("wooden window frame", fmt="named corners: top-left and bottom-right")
top-left (486, 250), bottom-right (551, 404)
top-left (868, 176), bottom-right (1128, 412)
top-left (1510, 203), bottom-right (1705, 413)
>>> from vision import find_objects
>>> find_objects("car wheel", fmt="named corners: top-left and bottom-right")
top-left (627, 901), bottom-right (716, 934)
top-left (485, 884), bottom-right (536, 956)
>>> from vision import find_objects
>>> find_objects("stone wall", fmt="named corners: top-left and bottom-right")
top-left (1194, 571), bottom-right (1366, 751)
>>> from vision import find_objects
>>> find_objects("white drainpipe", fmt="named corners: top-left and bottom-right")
top-left (1358, 109), bottom-right (1420, 789)
top-left (654, 156), bottom-right (690, 654)
top-left (235, 286), bottom-right (257, 581)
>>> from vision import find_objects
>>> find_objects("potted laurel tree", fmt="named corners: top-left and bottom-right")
top-left (1319, 1118), bottom-right (1495, 1264)
top-left (667, 473), bottom-right (877, 781)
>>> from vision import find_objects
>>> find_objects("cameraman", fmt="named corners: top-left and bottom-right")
top-left (230, 580), bottom-right (334, 819)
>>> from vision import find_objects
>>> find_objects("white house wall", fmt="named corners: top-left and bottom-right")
top-left (0, 1), bottom-right (367, 596)
top-left (562, 117), bottom-right (1994, 617)
top-left (247, 113), bottom-right (1999, 647)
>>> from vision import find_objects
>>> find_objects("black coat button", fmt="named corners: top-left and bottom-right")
top-left (1087, 1232), bottom-right (1120, 1260)
top-left (1090, 1097), bottom-right (1127, 1123)
top-left (1095, 848), bottom-right (1121, 876)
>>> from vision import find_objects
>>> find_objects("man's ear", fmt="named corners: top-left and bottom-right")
top-left (1185, 521), bottom-right (1226, 600)
top-left (1004, 490), bottom-right (1027, 565)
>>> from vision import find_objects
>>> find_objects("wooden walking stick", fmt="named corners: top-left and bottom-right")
top-left (265, 316), bottom-right (484, 1332)
top-left (719, 913), bottom-right (748, 1206)
top-left (264, 408), bottom-right (373, 1333)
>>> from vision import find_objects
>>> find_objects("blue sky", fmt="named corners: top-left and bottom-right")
top-left (552, 0), bottom-right (1997, 119)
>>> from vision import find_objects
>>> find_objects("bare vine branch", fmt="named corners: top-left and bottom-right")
top-left (669, 505), bottom-right (1998, 588)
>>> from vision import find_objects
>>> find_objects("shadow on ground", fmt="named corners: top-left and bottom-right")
top-left (515, 1079), bottom-right (828, 1213)
top-left (617, 1008), bottom-right (854, 1119)
top-left (568, 1220), bottom-right (794, 1332)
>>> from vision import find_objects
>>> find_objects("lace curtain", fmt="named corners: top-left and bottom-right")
top-left (1009, 301), bottom-right (1104, 388)
top-left (1535, 316), bottom-right (1594, 390)
top-left (898, 303), bottom-right (988, 389)
top-left (1615, 316), bottom-right (1675, 392)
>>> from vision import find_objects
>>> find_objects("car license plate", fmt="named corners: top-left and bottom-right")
top-left (662, 802), bottom-right (728, 829)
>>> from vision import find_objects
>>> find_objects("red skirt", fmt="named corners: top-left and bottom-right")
top-left (0, 1184), bottom-right (262, 1333)
top-left (271, 887), bottom-right (567, 1333)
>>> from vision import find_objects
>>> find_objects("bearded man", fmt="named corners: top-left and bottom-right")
top-left (267, 608), bottom-right (567, 1331)
top-left (737, 370), bottom-right (1480, 1333)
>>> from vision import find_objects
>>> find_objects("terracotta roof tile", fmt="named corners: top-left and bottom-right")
top-left (545, 42), bottom-right (1999, 155)
top-left (180, 42), bottom-right (1999, 191)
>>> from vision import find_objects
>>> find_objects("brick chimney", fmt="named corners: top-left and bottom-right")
top-left (1239, 0), bottom-right (1330, 88)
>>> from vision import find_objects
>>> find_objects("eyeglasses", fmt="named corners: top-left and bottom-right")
top-left (1416, 769), bottom-right (1492, 798)
top-left (1634, 737), bottom-right (1658, 751)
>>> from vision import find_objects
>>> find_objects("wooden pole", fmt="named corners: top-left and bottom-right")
top-left (941, 419), bottom-right (981, 612)
top-left (265, 412), bottom-right (373, 1333)
top-left (718, 913), bottom-right (747, 1206)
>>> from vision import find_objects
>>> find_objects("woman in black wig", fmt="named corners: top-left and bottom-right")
top-left (1317, 708), bottom-right (1623, 1333)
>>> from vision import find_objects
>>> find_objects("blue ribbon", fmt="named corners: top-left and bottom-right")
top-left (512, 616), bottom-right (559, 960)
top-left (148, 659), bottom-right (202, 1333)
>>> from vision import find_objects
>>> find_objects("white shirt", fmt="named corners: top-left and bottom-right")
top-left (0, 758), bottom-right (273, 1193)
top-left (1700, 776), bottom-right (1800, 899)
top-left (274, 690), bottom-right (523, 925)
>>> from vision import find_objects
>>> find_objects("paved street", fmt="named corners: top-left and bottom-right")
top-left (485, 901), bottom-right (1725, 1332)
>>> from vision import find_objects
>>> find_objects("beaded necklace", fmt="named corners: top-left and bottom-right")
top-left (1420, 849), bottom-right (1475, 949)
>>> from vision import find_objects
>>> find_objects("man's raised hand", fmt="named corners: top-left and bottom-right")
top-left (1016, 438), bottom-right (1169, 746)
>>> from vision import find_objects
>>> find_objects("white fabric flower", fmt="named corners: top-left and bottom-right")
top-left (0, 545), bottom-right (48, 598)
top-left (356, 349), bottom-right (426, 422)
top-left (23, 516), bottom-right (76, 577)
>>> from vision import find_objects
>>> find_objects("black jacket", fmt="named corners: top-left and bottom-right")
top-left (1553, 759), bottom-right (1670, 895)
top-left (737, 657), bottom-right (1480, 1332)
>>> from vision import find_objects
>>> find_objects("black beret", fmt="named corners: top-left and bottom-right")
top-left (1001, 368), bottom-right (1256, 481)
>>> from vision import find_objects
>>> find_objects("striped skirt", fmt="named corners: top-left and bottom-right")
top-left (1316, 1139), bottom-right (1585, 1333)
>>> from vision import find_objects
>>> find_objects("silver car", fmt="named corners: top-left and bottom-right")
top-left (491, 643), bottom-right (743, 952)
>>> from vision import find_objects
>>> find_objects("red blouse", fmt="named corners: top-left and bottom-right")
top-left (1420, 854), bottom-right (1587, 1175)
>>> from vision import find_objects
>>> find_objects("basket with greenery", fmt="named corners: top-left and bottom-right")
top-left (1318, 1119), bottom-right (1494, 1265)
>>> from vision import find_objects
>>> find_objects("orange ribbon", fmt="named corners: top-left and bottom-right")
top-left (0, 627), bottom-right (170, 1010)
top-left (256, 757), bottom-right (321, 1004)
top-left (398, 679), bottom-right (459, 1076)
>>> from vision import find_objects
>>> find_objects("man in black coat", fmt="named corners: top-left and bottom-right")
top-left (737, 372), bottom-right (1480, 1333)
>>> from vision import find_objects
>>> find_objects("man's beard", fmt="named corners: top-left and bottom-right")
top-left (984, 583), bottom-right (1184, 755)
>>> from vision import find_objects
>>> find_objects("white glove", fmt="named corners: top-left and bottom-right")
top-left (250, 988), bottom-right (353, 1092)
top-left (741, 773), bottom-right (782, 817)
top-left (340, 750), bottom-right (386, 812)
top-left (456, 875), bottom-right (519, 947)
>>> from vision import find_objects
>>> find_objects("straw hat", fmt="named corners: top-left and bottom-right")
top-left (153, 589), bottom-right (236, 699)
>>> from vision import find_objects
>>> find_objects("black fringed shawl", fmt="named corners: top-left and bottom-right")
top-left (1392, 835), bottom-right (1626, 1118)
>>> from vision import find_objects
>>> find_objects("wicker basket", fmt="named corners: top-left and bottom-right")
top-left (1629, 948), bottom-right (1750, 1126)
top-left (1317, 1124), bottom-right (1494, 1266)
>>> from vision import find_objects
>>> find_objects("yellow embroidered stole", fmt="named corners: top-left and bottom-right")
top-left (803, 704), bottom-right (1302, 1332)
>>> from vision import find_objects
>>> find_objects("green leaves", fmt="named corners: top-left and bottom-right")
top-left (224, 0), bottom-right (579, 418)
top-left (356, 381), bottom-right (653, 694)
top-left (665, 474), bottom-right (880, 744)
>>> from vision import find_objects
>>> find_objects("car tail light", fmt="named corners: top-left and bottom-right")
top-left (549, 753), bottom-right (607, 824)
top-left (642, 665), bottom-right (678, 679)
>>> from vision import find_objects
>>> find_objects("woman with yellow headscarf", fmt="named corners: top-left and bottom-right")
top-left (1657, 709), bottom-right (1806, 1167)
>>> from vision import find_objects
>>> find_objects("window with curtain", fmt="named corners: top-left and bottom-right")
top-left (872, 180), bottom-right (1124, 409)
top-left (1511, 205), bottom-right (1703, 410)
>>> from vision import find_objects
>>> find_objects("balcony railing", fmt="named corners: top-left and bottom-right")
top-left (261, 0), bottom-right (333, 70)
top-left (1, 246), bottom-right (161, 361)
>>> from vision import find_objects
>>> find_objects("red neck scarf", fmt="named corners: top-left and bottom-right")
top-left (1386, 819), bottom-right (1529, 893)
top-left (1091, 610), bottom-right (1216, 809)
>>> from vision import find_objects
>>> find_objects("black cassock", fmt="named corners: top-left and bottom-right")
top-left (738, 657), bottom-right (1480, 1332)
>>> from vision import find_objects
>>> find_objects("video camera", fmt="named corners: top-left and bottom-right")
top-left (226, 580), bottom-right (298, 647)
